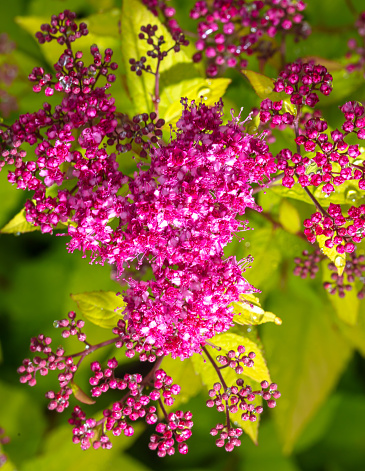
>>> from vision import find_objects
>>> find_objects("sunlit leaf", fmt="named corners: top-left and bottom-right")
top-left (232, 295), bottom-right (282, 326)
top-left (334, 301), bottom-right (365, 356)
top-left (242, 70), bottom-right (275, 99)
top-left (161, 357), bottom-right (202, 410)
top-left (71, 290), bottom-right (124, 329)
top-left (321, 261), bottom-right (360, 325)
top-left (71, 380), bottom-right (96, 405)
top-left (0, 208), bottom-right (38, 234)
top-left (279, 199), bottom-right (301, 234)
top-left (317, 234), bottom-right (346, 276)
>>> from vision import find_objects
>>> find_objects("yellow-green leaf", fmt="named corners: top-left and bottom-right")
top-left (0, 208), bottom-right (38, 234)
top-left (317, 234), bottom-right (346, 276)
top-left (71, 291), bottom-right (124, 329)
top-left (71, 381), bottom-right (96, 405)
top-left (232, 296), bottom-right (282, 326)
top-left (242, 70), bottom-right (275, 99)
top-left (160, 357), bottom-right (202, 411)
top-left (279, 199), bottom-right (301, 234)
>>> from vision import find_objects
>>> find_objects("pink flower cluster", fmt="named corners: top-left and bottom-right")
top-left (119, 98), bottom-right (280, 358)
top-left (190, 0), bottom-right (310, 76)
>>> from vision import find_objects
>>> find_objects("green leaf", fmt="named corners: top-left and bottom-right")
top-left (312, 182), bottom-right (365, 206)
top-left (71, 290), bottom-right (124, 329)
top-left (279, 199), bottom-right (301, 234)
top-left (0, 208), bottom-right (38, 234)
top-left (242, 70), bottom-right (275, 99)
top-left (71, 380), bottom-right (96, 405)
top-left (232, 294), bottom-right (282, 326)
top-left (334, 301), bottom-right (365, 356)
top-left (317, 234), bottom-right (346, 276)
top-left (226, 226), bottom-right (281, 294)
top-left (309, 394), bottom-right (365, 470)
top-left (261, 276), bottom-right (353, 454)
top-left (159, 77), bottom-right (231, 126)
top-left (270, 183), bottom-right (314, 205)
top-left (321, 261), bottom-right (360, 325)
top-left (120, 0), bottom-right (190, 115)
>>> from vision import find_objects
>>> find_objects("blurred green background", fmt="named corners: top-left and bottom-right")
top-left (1, 0), bottom-right (365, 470)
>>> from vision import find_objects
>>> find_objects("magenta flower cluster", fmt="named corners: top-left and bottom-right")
top-left (190, 0), bottom-right (310, 76)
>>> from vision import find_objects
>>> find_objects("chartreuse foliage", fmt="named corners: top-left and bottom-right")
top-left (71, 291), bottom-right (124, 329)
top-left (1, 0), bottom-right (365, 470)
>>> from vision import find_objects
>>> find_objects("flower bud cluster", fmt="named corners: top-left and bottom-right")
top-left (129, 24), bottom-right (188, 77)
top-left (17, 311), bottom-right (87, 412)
top-left (346, 12), bottom-right (365, 76)
top-left (271, 101), bottom-right (365, 193)
top-left (112, 112), bottom-right (164, 157)
top-left (324, 252), bottom-right (365, 299)
top-left (259, 60), bottom-right (332, 125)
top-left (148, 410), bottom-right (193, 457)
top-left (207, 378), bottom-right (279, 450)
top-left (210, 424), bottom-right (243, 452)
top-left (294, 247), bottom-right (365, 298)
top-left (142, 0), bottom-right (182, 35)
top-left (204, 344), bottom-right (279, 451)
top-left (216, 345), bottom-right (255, 374)
top-left (68, 365), bottom-right (192, 454)
top-left (294, 248), bottom-right (323, 279)
top-left (35, 10), bottom-right (88, 45)
top-left (303, 203), bottom-right (365, 253)
top-left (190, 0), bottom-right (310, 77)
